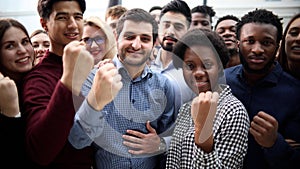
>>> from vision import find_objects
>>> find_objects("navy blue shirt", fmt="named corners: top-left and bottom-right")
top-left (225, 62), bottom-right (300, 169)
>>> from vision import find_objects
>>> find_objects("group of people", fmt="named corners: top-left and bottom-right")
top-left (0, 0), bottom-right (299, 169)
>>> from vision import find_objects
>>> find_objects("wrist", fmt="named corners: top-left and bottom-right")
top-left (158, 137), bottom-right (167, 152)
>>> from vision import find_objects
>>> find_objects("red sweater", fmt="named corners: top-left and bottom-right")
top-left (22, 51), bottom-right (94, 169)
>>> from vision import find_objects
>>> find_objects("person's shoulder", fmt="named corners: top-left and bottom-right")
top-left (220, 85), bottom-right (247, 112)
top-left (224, 64), bottom-right (242, 74)
top-left (280, 70), bottom-right (300, 87)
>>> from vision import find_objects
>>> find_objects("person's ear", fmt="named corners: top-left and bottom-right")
top-left (40, 18), bottom-right (48, 32)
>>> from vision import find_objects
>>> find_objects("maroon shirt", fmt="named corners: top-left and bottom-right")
top-left (22, 51), bottom-right (93, 169)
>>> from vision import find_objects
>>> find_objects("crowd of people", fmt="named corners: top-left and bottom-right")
top-left (0, 0), bottom-right (299, 168)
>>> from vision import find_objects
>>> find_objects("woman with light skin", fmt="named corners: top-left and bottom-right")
top-left (278, 13), bottom-right (300, 80)
top-left (0, 17), bottom-right (34, 168)
top-left (30, 29), bottom-right (50, 65)
top-left (82, 16), bottom-right (117, 65)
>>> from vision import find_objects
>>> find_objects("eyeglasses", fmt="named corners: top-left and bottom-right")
top-left (81, 36), bottom-right (105, 46)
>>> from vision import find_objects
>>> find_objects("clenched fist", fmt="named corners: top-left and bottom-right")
top-left (87, 59), bottom-right (123, 111)
top-left (0, 72), bottom-right (20, 117)
top-left (191, 91), bottom-right (219, 151)
top-left (60, 41), bottom-right (94, 95)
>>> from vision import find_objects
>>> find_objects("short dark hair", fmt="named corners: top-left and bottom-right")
top-left (214, 15), bottom-right (240, 30)
top-left (191, 5), bottom-right (215, 23)
top-left (37, 0), bottom-right (86, 19)
top-left (160, 0), bottom-right (191, 27)
top-left (236, 8), bottom-right (283, 43)
top-left (173, 29), bottom-right (229, 73)
top-left (116, 8), bottom-right (158, 46)
top-left (149, 6), bottom-right (162, 13)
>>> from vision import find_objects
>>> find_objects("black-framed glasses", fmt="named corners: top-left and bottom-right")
top-left (81, 36), bottom-right (105, 46)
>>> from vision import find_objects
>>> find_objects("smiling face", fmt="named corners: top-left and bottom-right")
top-left (183, 45), bottom-right (219, 94)
top-left (285, 17), bottom-right (300, 62)
top-left (239, 23), bottom-right (278, 74)
top-left (41, 1), bottom-right (84, 55)
top-left (31, 32), bottom-right (50, 65)
top-left (215, 19), bottom-right (238, 51)
top-left (117, 20), bottom-right (153, 68)
top-left (0, 27), bottom-right (34, 78)
top-left (82, 24), bottom-right (106, 64)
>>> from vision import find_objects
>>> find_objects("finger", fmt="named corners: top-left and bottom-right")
top-left (257, 111), bottom-right (277, 126)
top-left (0, 72), bottom-right (3, 79)
top-left (252, 114), bottom-right (273, 130)
top-left (146, 121), bottom-right (156, 134)
top-left (250, 120), bottom-right (266, 133)
top-left (125, 130), bottom-right (146, 139)
top-left (211, 92), bottom-right (219, 103)
top-left (123, 140), bottom-right (143, 150)
top-left (249, 126), bottom-right (261, 138)
top-left (128, 149), bottom-right (144, 155)
top-left (122, 134), bottom-right (142, 143)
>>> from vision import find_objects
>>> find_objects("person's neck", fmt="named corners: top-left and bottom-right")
top-left (226, 53), bottom-right (240, 68)
top-left (243, 65), bottom-right (275, 86)
top-left (123, 63), bottom-right (146, 80)
top-left (160, 49), bottom-right (173, 69)
top-left (49, 44), bottom-right (64, 56)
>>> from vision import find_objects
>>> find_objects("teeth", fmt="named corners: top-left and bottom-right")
top-left (292, 46), bottom-right (300, 50)
top-left (17, 57), bottom-right (29, 63)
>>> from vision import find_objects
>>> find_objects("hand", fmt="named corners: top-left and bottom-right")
top-left (286, 139), bottom-right (300, 149)
top-left (250, 111), bottom-right (278, 148)
top-left (191, 91), bottom-right (219, 151)
top-left (60, 41), bottom-right (94, 95)
top-left (122, 121), bottom-right (161, 155)
top-left (87, 60), bottom-right (122, 111)
top-left (0, 72), bottom-right (20, 117)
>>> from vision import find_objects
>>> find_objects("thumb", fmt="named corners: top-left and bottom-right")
top-left (146, 121), bottom-right (156, 134)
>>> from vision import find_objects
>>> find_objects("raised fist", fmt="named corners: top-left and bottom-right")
top-left (61, 41), bottom-right (94, 95)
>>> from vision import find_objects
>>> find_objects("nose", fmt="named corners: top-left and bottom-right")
top-left (90, 40), bottom-right (98, 48)
top-left (166, 24), bottom-right (175, 36)
top-left (193, 66), bottom-right (206, 78)
top-left (223, 29), bottom-right (234, 37)
top-left (67, 16), bottom-right (78, 29)
top-left (252, 42), bottom-right (264, 54)
top-left (17, 43), bottom-right (27, 54)
top-left (132, 36), bottom-right (142, 50)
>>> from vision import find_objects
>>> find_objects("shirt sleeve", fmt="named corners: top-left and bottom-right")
top-left (68, 99), bottom-right (105, 149)
top-left (264, 133), bottom-right (300, 168)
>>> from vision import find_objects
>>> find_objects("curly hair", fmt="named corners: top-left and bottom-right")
top-left (172, 29), bottom-right (229, 73)
top-left (236, 8), bottom-right (283, 43)
top-left (191, 5), bottom-right (216, 23)
top-left (214, 15), bottom-right (240, 30)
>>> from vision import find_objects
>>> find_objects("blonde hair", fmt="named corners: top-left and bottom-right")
top-left (84, 16), bottom-right (117, 60)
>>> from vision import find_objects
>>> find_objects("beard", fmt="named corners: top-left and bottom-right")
top-left (118, 50), bottom-right (150, 67)
top-left (239, 52), bottom-right (276, 74)
top-left (160, 36), bottom-right (178, 52)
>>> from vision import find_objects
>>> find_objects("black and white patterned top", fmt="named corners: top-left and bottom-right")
top-left (166, 85), bottom-right (250, 169)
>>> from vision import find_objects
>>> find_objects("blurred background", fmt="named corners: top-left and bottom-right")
top-left (0, 0), bottom-right (299, 34)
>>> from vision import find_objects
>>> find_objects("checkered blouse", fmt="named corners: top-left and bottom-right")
top-left (166, 85), bottom-right (250, 169)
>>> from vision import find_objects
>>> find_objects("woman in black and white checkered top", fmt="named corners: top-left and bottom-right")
top-left (166, 29), bottom-right (250, 169)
